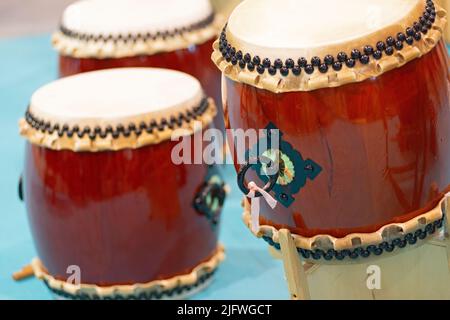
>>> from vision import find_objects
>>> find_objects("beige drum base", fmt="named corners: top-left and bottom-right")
top-left (14, 245), bottom-right (225, 300)
top-left (269, 231), bottom-right (450, 300)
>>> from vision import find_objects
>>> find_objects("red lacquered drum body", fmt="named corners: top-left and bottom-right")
top-left (24, 138), bottom-right (218, 285)
top-left (59, 40), bottom-right (222, 124)
top-left (224, 41), bottom-right (450, 238)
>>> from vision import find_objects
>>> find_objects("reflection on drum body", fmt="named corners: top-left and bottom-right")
top-left (19, 68), bottom-right (226, 299)
top-left (53, 0), bottom-right (225, 133)
top-left (224, 43), bottom-right (450, 238)
top-left (214, 0), bottom-right (450, 260)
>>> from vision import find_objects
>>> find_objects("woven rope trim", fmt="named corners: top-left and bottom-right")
top-left (53, 14), bottom-right (225, 59)
top-left (242, 194), bottom-right (447, 252)
top-left (212, 4), bottom-right (447, 93)
top-left (31, 245), bottom-right (225, 299)
top-left (19, 98), bottom-right (216, 152)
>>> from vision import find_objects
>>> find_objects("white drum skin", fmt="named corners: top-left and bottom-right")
top-left (30, 68), bottom-right (203, 128)
top-left (226, 0), bottom-right (422, 60)
top-left (61, 0), bottom-right (213, 37)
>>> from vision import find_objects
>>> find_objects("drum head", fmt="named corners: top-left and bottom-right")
top-left (21, 68), bottom-right (216, 151)
top-left (213, 0), bottom-right (444, 92)
top-left (53, 0), bottom-right (223, 58)
top-left (62, 0), bottom-right (213, 37)
top-left (30, 68), bottom-right (203, 128)
top-left (228, 0), bottom-right (420, 59)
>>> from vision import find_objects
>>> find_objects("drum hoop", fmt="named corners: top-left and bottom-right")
top-left (242, 193), bottom-right (447, 262)
top-left (53, 13), bottom-right (225, 59)
top-left (30, 245), bottom-right (225, 300)
top-left (19, 97), bottom-right (216, 152)
top-left (212, 0), bottom-right (447, 93)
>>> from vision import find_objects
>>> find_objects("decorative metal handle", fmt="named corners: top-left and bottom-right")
top-left (18, 175), bottom-right (24, 202)
top-left (237, 156), bottom-right (280, 197)
top-left (194, 183), bottom-right (226, 214)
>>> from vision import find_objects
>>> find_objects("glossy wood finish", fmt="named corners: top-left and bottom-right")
top-left (224, 41), bottom-right (450, 238)
top-left (24, 138), bottom-right (219, 286)
top-left (59, 39), bottom-right (225, 133)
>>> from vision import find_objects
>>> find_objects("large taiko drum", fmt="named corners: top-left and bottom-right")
top-left (213, 0), bottom-right (450, 261)
top-left (53, 0), bottom-right (226, 134)
top-left (19, 68), bottom-right (226, 299)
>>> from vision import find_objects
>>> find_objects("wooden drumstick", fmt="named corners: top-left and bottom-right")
top-left (12, 264), bottom-right (34, 281)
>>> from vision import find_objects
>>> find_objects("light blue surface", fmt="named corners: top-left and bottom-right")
top-left (0, 35), bottom-right (288, 300)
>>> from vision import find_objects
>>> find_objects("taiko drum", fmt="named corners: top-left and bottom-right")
top-left (213, 0), bottom-right (450, 260)
top-left (19, 68), bottom-right (226, 299)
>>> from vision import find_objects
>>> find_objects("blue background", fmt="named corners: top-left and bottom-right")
top-left (0, 35), bottom-right (288, 300)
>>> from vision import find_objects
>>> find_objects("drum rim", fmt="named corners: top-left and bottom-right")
top-left (30, 245), bottom-right (225, 300)
top-left (19, 97), bottom-right (216, 152)
top-left (52, 12), bottom-right (225, 59)
top-left (242, 193), bottom-right (447, 262)
top-left (212, 0), bottom-right (446, 93)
